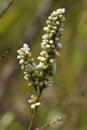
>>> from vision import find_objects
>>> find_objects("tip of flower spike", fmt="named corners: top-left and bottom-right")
top-left (57, 8), bottom-right (65, 14)
top-left (23, 43), bottom-right (30, 50)
top-left (61, 8), bottom-right (65, 13)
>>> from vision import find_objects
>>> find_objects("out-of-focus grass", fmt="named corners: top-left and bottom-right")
top-left (0, 0), bottom-right (87, 130)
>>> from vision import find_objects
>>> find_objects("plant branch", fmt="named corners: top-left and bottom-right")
top-left (0, 46), bottom-right (11, 62)
top-left (34, 116), bottom-right (63, 130)
top-left (0, 0), bottom-right (15, 19)
top-left (28, 107), bottom-right (37, 130)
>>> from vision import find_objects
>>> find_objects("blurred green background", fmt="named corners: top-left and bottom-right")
top-left (0, 0), bottom-right (87, 130)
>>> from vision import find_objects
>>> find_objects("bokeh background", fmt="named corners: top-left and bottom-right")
top-left (0, 0), bottom-right (87, 130)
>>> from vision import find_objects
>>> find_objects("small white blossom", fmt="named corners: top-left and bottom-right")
top-left (23, 43), bottom-right (30, 51)
top-left (57, 43), bottom-right (63, 49)
top-left (40, 51), bottom-right (47, 56)
top-left (24, 74), bottom-right (29, 80)
top-left (31, 102), bottom-right (41, 109)
top-left (48, 24), bottom-right (52, 29)
top-left (37, 56), bottom-right (46, 61)
top-left (57, 8), bottom-right (65, 14)
top-left (31, 104), bottom-right (36, 109)
top-left (36, 62), bottom-right (45, 69)
top-left (55, 21), bottom-right (60, 25)
top-left (43, 27), bottom-right (49, 32)
top-left (52, 11), bottom-right (57, 15)
top-left (35, 102), bottom-right (41, 106)
top-left (42, 34), bottom-right (48, 39)
top-left (28, 95), bottom-right (41, 109)
top-left (55, 51), bottom-right (60, 56)
top-left (41, 42), bottom-right (46, 46)
top-left (51, 30), bottom-right (56, 35)
top-left (45, 44), bottom-right (50, 48)
top-left (59, 28), bottom-right (64, 32)
top-left (61, 17), bottom-right (65, 21)
top-left (52, 16), bottom-right (58, 22)
top-left (49, 40), bottom-right (53, 44)
top-left (19, 59), bottom-right (24, 64)
top-left (28, 99), bottom-right (32, 103)
top-left (55, 37), bottom-right (59, 41)
top-left (51, 44), bottom-right (55, 48)
top-left (50, 59), bottom-right (54, 63)
top-left (17, 55), bottom-right (21, 59)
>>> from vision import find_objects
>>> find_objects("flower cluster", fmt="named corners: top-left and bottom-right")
top-left (28, 95), bottom-right (40, 109)
top-left (35, 8), bottom-right (65, 90)
top-left (17, 8), bottom-right (65, 94)
top-left (17, 44), bottom-right (36, 82)
top-left (41, 8), bottom-right (65, 55)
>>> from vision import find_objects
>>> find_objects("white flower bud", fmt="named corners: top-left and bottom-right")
top-left (45, 44), bottom-right (50, 48)
top-left (51, 30), bottom-right (56, 35)
top-left (43, 27), bottom-right (49, 32)
top-left (28, 82), bottom-right (32, 86)
top-left (59, 14), bottom-right (63, 19)
top-left (57, 43), bottom-right (63, 49)
top-left (37, 56), bottom-right (46, 61)
top-left (35, 102), bottom-right (41, 106)
top-left (55, 52), bottom-right (60, 56)
top-left (59, 28), bottom-right (64, 32)
top-left (55, 37), bottom-right (59, 41)
top-left (57, 8), bottom-right (65, 14)
top-left (46, 20), bottom-right (51, 24)
top-left (40, 51), bottom-right (47, 56)
top-left (17, 50), bottom-right (20, 54)
top-left (52, 26), bottom-right (57, 30)
top-left (24, 75), bottom-right (28, 80)
top-left (21, 65), bottom-right (24, 69)
top-left (31, 104), bottom-right (36, 109)
top-left (49, 40), bottom-right (53, 44)
top-left (28, 99), bottom-right (32, 103)
top-left (56, 21), bottom-right (60, 25)
top-left (51, 44), bottom-right (55, 48)
top-left (48, 16), bottom-right (52, 20)
top-left (51, 11), bottom-right (57, 16)
top-left (31, 95), bottom-right (35, 99)
top-left (36, 62), bottom-right (44, 69)
top-left (17, 55), bottom-right (21, 59)
top-left (42, 34), bottom-right (48, 39)
top-left (19, 59), bottom-right (24, 64)
top-left (41, 42), bottom-right (46, 46)
top-left (48, 25), bottom-right (52, 29)
top-left (52, 16), bottom-right (58, 21)
top-left (61, 17), bottom-right (65, 21)
top-left (61, 8), bottom-right (65, 13)
top-left (23, 43), bottom-right (30, 51)
top-left (50, 59), bottom-right (54, 63)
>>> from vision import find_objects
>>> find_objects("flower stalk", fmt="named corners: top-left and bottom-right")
top-left (28, 107), bottom-right (37, 130)
top-left (17, 8), bottom-right (65, 130)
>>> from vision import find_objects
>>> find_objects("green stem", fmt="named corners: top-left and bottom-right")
top-left (28, 87), bottom-right (42, 130)
top-left (28, 107), bottom-right (37, 130)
